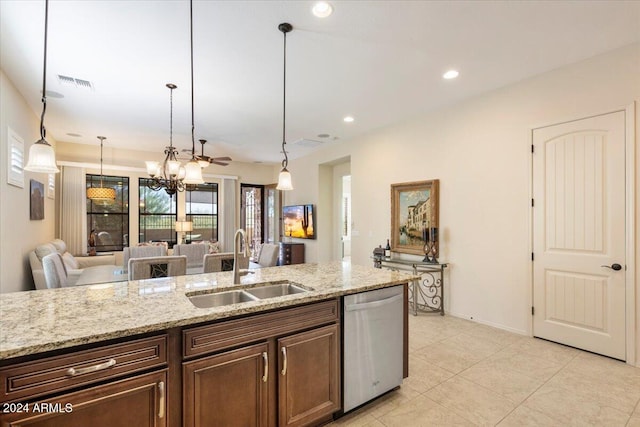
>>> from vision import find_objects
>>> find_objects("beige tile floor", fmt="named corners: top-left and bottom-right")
top-left (330, 313), bottom-right (640, 427)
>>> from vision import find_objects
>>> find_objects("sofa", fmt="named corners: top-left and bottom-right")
top-left (29, 239), bottom-right (116, 290)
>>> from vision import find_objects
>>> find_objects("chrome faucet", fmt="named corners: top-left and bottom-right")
top-left (233, 229), bottom-right (248, 284)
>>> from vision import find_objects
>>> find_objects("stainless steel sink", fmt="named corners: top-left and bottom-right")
top-left (244, 282), bottom-right (308, 299)
top-left (188, 290), bottom-right (259, 308)
top-left (188, 281), bottom-right (309, 308)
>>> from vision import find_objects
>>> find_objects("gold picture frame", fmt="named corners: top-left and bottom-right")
top-left (390, 179), bottom-right (439, 256)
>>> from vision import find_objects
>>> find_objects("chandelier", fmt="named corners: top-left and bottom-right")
top-left (144, 83), bottom-right (185, 196)
top-left (144, 0), bottom-right (203, 195)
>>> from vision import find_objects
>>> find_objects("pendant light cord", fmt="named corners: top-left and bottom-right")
top-left (98, 137), bottom-right (105, 187)
top-left (281, 27), bottom-right (288, 169)
top-left (169, 86), bottom-right (174, 149)
top-left (40, 0), bottom-right (49, 140)
top-left (190, 0), bottom-right (196, 158)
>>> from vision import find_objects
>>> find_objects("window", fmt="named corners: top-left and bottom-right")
top-left (139, 179), bottom-right (178, 246)
top-left (186, 183), bottom-right (218, 242)
top-left (241, 184), bottom-right (264, 258)
top-left (86, 175), bottom-right (129, 251)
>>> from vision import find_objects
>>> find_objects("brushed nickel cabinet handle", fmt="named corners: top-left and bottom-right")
top-left (262, 352), bottom-right (268, 383)
top-left (158, 381), bottom-right (165, 419)
top-left (281, 347), bottom-right (287, 376)
top-left (65, 358), bottom-right (116, 377)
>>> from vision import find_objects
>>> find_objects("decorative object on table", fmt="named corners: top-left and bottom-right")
top-left (29, 179), bottom-right (45, 220)
top-left (88, 229), bottom-right (97, 256)
top-left (422, 224), bottom-right (439, 263)
top-left (372, 245), bottom-right (385, 268)
top-left (390, 179), bottom-right (439, 256)
top-left (24, 0), bottom-right (60, 174)
top-left (86, 136), bottom-right (116, 204)
top-left (385, 239), bottom-right (391, 257)
top-left (283, 204), bottom-right (315, 239)
top-left (276, 22), bottom-right (294, 191)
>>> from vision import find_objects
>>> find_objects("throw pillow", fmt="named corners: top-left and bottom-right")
top-left (62, 252), bottom-right (79, 270)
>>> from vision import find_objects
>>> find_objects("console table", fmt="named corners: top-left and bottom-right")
top-left (373, 257), bottom-right (448, 316)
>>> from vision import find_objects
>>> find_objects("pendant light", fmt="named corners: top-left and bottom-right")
top-left (24, 0), bottom-right (59, 174)
top-left (182, 0), bottom-right (204, 185)
top-left (87, 136), bottom-right (116, 203)
top-left (276, 23), bottom-right (293, 191)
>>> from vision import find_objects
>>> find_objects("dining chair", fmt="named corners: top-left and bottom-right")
top-left (203, 253), bottom-right (249, 273)
top-left (42, 253), bottom-right (68, 288)
top-left (127, 255), bottom-right (187, 280)
top-left (173, 244), bottom-right (208, 269)
top-left (123, 245), bottom-right (167, 272)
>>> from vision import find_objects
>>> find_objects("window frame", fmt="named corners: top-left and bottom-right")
top-left (138, 178), bottom-right (179, 247)
top-left (185, 182), bottom-right (219, 243)
top-left (86, 174), bottom-right (130, 252)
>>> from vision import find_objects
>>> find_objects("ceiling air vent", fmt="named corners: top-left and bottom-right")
top-left (57, 75), bottom-right (94, 90)
top-left (293, 138), bottom-right (323, 148)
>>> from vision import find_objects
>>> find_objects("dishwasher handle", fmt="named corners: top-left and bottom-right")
top-left (344, 292), bottom-right (403, 312)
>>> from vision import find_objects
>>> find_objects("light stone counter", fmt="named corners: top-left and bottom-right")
top-left (0, 262), bottom-right (415, 360)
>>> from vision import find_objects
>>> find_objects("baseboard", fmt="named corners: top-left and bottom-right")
top-left (445, 310), bottom-right (529, 336)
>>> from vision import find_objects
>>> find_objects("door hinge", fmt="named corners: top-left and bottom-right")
top-left (531, 306), bottom-right (535, 315)
top-left (531, 253), bottom-right (534, 261)
top-left (531, 144), bottom-right (535, 153)
top-left (531, 198), bottom-right (534, 207)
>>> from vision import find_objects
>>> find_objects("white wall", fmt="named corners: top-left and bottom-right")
top-left (285, 44), bottom-right (640, 363)
top-left (0, 70), bottom-right (58, 293)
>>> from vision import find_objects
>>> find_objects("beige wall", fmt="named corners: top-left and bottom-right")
top-left (0, 71), bottom-right (58, 293)
top-left (285, 43), bottom-right (640, 364)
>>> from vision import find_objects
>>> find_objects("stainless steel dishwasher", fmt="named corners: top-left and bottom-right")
top-left (343, 285), bottom-right (404, 412)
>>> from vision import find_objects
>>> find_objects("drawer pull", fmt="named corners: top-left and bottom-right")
top-left (281, 347), bottom-right (287, 376)
top-left (65, 358), bottom-right (116, 377)
top-left (262, 352), bottom-right (268, 383)
top-left (158, 381), bottom-right (165, 419)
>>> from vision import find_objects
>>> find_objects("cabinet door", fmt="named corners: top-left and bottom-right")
top-left (278, 324), bottom-right (340, 427)
top-left (183, 342), bottom-right (269, 427)
top-left (0, 370), bottom-right (167, 427)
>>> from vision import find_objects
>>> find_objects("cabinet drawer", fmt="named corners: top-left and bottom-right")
top-left (0, 370), bottom-right (167, 427)
top-left (0, 335), bottom-right (167, 403)
top-left (184, 299), bottom-right (338, 359)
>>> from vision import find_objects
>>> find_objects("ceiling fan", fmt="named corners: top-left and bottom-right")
top-left (181, 140), bottom-right (232, 166)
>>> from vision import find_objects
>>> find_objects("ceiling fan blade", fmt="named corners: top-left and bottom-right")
top-left (211, 156), bottom-right (232, 162)
top-left (211, 161), bottom-right (229, 166)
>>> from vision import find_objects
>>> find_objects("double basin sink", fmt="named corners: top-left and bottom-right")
top-left (188, 281), bottom-right (309, 309)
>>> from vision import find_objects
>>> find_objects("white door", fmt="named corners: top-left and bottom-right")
top-left (532, 111), bottom-right (626, 360)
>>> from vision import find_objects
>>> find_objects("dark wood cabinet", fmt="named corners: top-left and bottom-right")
top-left (278, 324), bottom-right (340, 427)
top-left (183, 342), bottom-right (269, 427)
top-left (279, 243), bottom-right (304, 265)
top-left (0, 370), bottom-right (167, 427)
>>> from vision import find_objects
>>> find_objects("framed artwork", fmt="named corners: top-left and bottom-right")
top-left (30, 179), bottom-right (45, 220)
top-left (390, 179), bottom-right (439, 256)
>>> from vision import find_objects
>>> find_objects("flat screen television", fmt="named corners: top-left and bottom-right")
top-left (283, 204), bottom-right (315, 239)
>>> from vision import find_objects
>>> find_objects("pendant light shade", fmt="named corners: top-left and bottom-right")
top-left (183, 160), bottom-right (204, 184)
top-left (277, 168), bottom-right (293, 191)
top-left (87, 136), bottom-right (116, 203)
top-left (24, 139), bottom-right (59, 173)
top-left (24, 0), bottom-right (59, 174)
top-left (276, 23), bottom-right (293, 191)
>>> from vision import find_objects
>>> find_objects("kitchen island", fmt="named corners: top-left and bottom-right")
top-left (0, 262), bottom-right (414, 426)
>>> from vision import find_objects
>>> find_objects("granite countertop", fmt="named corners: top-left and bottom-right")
top-left (0, 262), bottom-right (415, 361)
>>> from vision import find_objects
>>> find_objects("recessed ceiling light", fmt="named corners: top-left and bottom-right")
top-left (343, 116), bottom-right (354, 123)
top-left (317, 133), bottom-right (330, 138)
top-left (312, 1), bottom-right (333, 18)
top-left (66, 133), bottom-right (82, 137)
top-left (443, 70), bottom-right (459, 80)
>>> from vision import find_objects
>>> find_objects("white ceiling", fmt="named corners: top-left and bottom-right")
top-left (1, 0), bottom-right (639, 164)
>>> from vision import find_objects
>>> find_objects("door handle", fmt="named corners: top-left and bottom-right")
top-left (262, 352), bottom-right (268, 383)
top-left (157, 381), bottom-right (165, 419)
top-left (281, 347), bottom-right (287, 376)
top-left (601, 263), bottom-right (623, 271)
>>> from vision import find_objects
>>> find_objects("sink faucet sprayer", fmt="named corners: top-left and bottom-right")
top-left (233, 229), bottom-right (250, 284)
